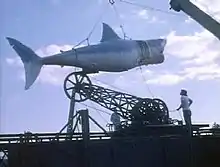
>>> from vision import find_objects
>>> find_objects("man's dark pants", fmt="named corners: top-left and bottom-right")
top-left (183, 110), bottom-right (192, 136)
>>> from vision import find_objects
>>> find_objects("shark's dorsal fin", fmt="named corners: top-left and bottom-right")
top-left (100, 23), bottom-right (121, 42)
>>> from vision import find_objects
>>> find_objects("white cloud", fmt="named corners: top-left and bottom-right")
top-left (191, 0), bottom-right (220, 22)
top-left (6, 57), bottom-right (22, 67)
top-left (37, 66), bottom-right (73, 86)
top-left (181, 63), bottom-right (220, 80)
top-left (185, 16), bottom-right (194, 24)
top-left (163, 29), bottom-right (220, 83)
top-left (165, 30), bottom-right (220, 65)
top-left (137, 9), bottom-right (149, 20)
top-left (36, 44), bottom-right (76, 57)
top-left (148, 16), bottom-right (165, 23)
top-left (132, 9), bottom-right (165, 23)
top-left (153, 0), bottom-right (220, 85)
top-left (146, 73), bottom-right (186, 86)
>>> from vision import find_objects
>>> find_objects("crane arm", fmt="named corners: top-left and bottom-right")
top-left (80, 83), bottom-right (169, 124)
top-left (64, 72), bottom-right (170, 125)
top-left (169, 0), bottom-right (220, 40)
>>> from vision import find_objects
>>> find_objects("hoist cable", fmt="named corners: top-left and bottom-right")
top-left (108, 0), bottom-right (131, 40)
top-left (80, 102), bottom-right (112, 116)
top-left (169, 109), bottom-right (184, 122)
top-left (119, 0), bottom-right (186, 17)
top-left (112, 5), bottom-right (126, 39)
top-left (89, 101), bottom-right (109, 123)
top-left (73, 2), bottom-right (109, 48)
top-left (140, 39), bottom-right (156, 98)
top-left (91, 77), bottom-right (133, 95)
top-left (139, 66), bottom-right (155, 98)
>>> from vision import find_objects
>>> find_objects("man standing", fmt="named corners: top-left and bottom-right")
top-left (110, 112), bottom-right (121, 131)
top-left (176, 89), bottom-right (193, 135)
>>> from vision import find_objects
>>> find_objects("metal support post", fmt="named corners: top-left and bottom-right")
top-left (79, 109), bottom-right (90, 167)
top-left (67, 90), bottom-right (76, 134)
top-left (79, 109), bottom-right (90, 142)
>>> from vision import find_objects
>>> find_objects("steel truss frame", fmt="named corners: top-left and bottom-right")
top-left (63, 72), bottom-right (170, 125)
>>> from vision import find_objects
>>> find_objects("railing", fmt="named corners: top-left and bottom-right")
top-left (0, 132), bottom-right (110, 146)
top-left (0, 128), bottom-right (219, 167)
top-left (194, 128), bottom-right (220, 136)
top-left (0, 132), bottom-right (111, 166)
top-left (0, 128), bottom-right (219, 146)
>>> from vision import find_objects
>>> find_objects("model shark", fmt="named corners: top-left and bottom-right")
top-left (6, 23), bottom-right (167, 90)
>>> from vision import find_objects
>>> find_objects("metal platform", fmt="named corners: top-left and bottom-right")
top-left (0, 124), bottom-right (212, 145)
top-left (0, 129), bottom-right (220, 167)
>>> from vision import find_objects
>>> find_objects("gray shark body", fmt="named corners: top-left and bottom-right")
top-left (6, 23), bottom-right (166, 90)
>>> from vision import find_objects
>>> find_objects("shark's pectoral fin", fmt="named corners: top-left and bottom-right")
top-left (100, 23), bottom-right (121, 42)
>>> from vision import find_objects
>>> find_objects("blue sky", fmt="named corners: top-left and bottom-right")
top-left (1, 0), bottom-right (220, 133)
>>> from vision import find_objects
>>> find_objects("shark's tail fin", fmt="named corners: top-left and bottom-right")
top-left (6, 37), bottom-right (42, 90)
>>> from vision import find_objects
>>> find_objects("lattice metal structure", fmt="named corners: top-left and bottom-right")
top-left (0, 150), bottom-right (8, 167)
top-left (64, 72), bottom-right (170, 125)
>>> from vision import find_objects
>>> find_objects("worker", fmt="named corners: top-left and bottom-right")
top-left (176, 89), bottom-right (193, 135)
top-left (110, 112), bottom-right (121, 131)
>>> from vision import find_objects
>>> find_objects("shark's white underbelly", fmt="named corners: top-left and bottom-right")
top-left (74, 41), bottom-right (140, 72)
top-left (79, 51), bottom-right (138, 72)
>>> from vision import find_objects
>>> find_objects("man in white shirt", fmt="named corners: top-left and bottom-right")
top-left (176, 89), bottom-right (193, 134)
top-left (110, 112), bottom-right (121, 131)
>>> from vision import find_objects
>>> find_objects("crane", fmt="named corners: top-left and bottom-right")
top-left (64, 72), bottom-right (170, 124)
top-left (63, 72), bottom-right (187, 137)
top-left (169, 0), bottom-right (220, 40)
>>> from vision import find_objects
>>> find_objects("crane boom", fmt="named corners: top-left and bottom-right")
top-left (169, 0), bottom-right (220, 40)
top-left (63, 72), bottom-right (170, 125)
top-left (79, 82), bottom-right (170, 124)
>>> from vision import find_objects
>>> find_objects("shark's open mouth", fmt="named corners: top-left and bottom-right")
top-left (136, 39), bottom-right (166, 65)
